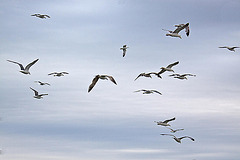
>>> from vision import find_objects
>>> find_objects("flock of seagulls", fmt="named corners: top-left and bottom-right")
top-left (154, 117), bottom-right (194, 144)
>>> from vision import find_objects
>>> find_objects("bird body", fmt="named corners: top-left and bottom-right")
top-left (48, 72), bottom-right (69, 77)
top-left (35, 81), bottom-right (50, 86)
top-left (135, 72), bottom-right (162, 81)
top-left (154, 117), bottom-right (176, 126)
top-left (120, 45), bottom-right (129, 57)
top-left (30, 87), bottom-right (48, 99)
top-left (169, 73), bottom-right (196, 80)
top-left (160, 134), bottom-right (195, 143)
top-left (219, 46), bottom-right (239, 52)
top-left (88, 75), bottom-right (117, 92)
top-left (134, 89), bottom-right (162, 95)
top-left (166, 127), bottom-right (184, 133)
top-left (31, 14), bottom-right (50, 19)
top-left (7, 59), bottom-right (39, 75)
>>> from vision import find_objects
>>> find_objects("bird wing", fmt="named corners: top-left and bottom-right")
top-left (218, 46), bottom-right (227, 48)
top-left (106, 76), bottom-right (117, 85)
top-left (169, 74), bottom-right (180, 77)
top-left (134, 73), bottom-right (145, 81)
top-left (25, 59), bottom-right (39, 71)
top-left (185, 25), bottom-right (190, 36)
top-left (61, 72), bottom-right (69, 74)
top-left (48, 72), bottom-right (57, 75)
top-left (175, 128), bottom-right (184, 132)
top-left (173, 23), bottom-right (189, 34)
top-left (39, 94), bottom-right (48, 96)
top-left (7, 60), bottom-right (24, 70)
top-left (88, 75), bottom-right (99, 92)
top-left (182, 74), bottom-right (196, 77)
top-left (166, 61), bottom-right (179, 69)
top-left (151, 90), bottom-right (162, 95)
top-left (44, 15), bottom-right (50, 18)
top-left (134, 89), bottom-right (145, 92)
top-left (30, 87), bottom-right (38, 96)
top-left (180, 136), bottom-right (195, 141)
top-left (122, 49), bottom-right (126, 57)
top-left (232, 47), bottom-right (240, 49)
top-left (149, 72), bottom-right (162, 79)
top-left (158, 68), bottom-right (166, 75)
top-left (160, 134), bottom-right (175, 137)
top-left (162, 29), bottom-right (173, 33)
top-left (163, 117), bottom-right (176, 123)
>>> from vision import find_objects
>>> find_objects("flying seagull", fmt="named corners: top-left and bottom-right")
top-left (166, 127), bottom-right (184, 133)
top-left (159, 61), bottom-right (179, 74)
top-left (134, 72), bottom-right (162, 81)
top-left (30, 87), bottom-right (48, 99)
top-left (88, 75), bottom-right (117, 92)
top-left (169, 73), bottom-right (196, 80)
top-left (120, 45), bottom-right (129, 57)
top-left (48, 72), bottom-right (69, 77)
top-left (35, 81), bottom-right (50, 86)
top-left (160, 134), bottom-right (195, 143)
top-left (31, 14), bottom-right (50, 19)
top-left (218, 46), bottom-right (239, 52)
top-left (154, 117), bottom-right (176, 126)
top-left (134, 89), bottom-right (162, 95)
top-left (7, 59), bottom-right (39, 75)
top-left (162, 23), bottom-right (189, 39)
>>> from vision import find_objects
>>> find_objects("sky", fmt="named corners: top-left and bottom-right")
top-left (0, 0), bottom-right (240, 160)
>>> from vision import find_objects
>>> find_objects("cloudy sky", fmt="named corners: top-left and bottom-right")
top-left (1, 0), bottom-right (240, 160)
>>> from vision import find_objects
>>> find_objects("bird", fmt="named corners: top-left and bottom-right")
top-left (169, 73), bottom-right (196, 80)
top-left (154, 117), bottom-right (176, 126)
top-left (7, 59), bottom-right (39, 75)
top-left (160, 134), bottom-right (195, 143)
top-left (120, 45), bottom-right (129, 57)
top-left (88, 75), bottom-right (117, 92)
top-left (162, 23), bottom-right (189, 39)
top-left (134, 72), bottom-right (162, 81)
top-left (166, 127), bottom-right (184, 133)
top-left (48, 72), bottom-right (69, 77)
top-left (218, 46), bottom-right (239, 52)
top-left (134, 89), bottom-right (162, 95)
top-left (159, 61), bottom-right (179, 74)
top-left (30, 87), bottom-right (48, 99)
top-left (34, 81), bottom-right (50, 86)
top-left (31, 14), bottom-right (50, 19)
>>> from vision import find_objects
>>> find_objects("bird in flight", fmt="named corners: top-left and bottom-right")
top-left (120, 45), bottom-right (129, 57)
top-left (35, 81), bottom-right (50, 86)
top-left (7, 59), bottom-right (39, 75)
top-left (48, 72), bottom-right (69, 77)
top-left (169, 73), bottom-right (196, 80)
top-left (166, 127), bottom-right (184, 133)
top-left (160, 134), bottom-right (195, 143)
top-left (30, 87), bottom-right (48, 99)
top-left (134, 89), bottom-right (162, 95)
top-left (31, 14), bottom-right (50, 19)
top-left (134, 72), bottom-right (162, 81)
top-left (88, 75), bottom-right (117, 92)
top-left (159, 61), bottom-right (179, 75)
top-left (162, 23), bottom-right (189, 39)
top-left (218, 46), bottom-right (239, 52)
top-left (154, 117), bottom-right (176, 126)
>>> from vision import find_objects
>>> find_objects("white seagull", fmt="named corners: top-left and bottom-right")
top-left (166, 127), bottom-right (184, 133)
top-left (134, 89), bottom-right (162, 95)
top-left (154, 117), bottom-right (176, 126)
top-left (163, 23), bottom-right (189, 39)
top-left (218, 46), bottom-right (239, 52)
top-left (169, 73), bottom-right (196, 80)
top-left (35, 81), bottom-right (50, 86)
top-left (31, 14), bottom-right (50, 19)
top-left (88, 75), bottom-right (117, 92)
top-left (120, 45), bottom-right (129, 57)
top-left (48, 72), bottom-right (69, 77)
top-left (159, 61), bottom-right (179, 74)
top-left (134, 72), bottom-right (162, 81)
top-left (7, 59), bottom-right (39, 75)
top-left (30, 87), bottom-right (48, 99)
top-left (160, 134), bottom-right (195, 143)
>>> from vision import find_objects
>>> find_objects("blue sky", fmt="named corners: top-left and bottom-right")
top-left (1, 0), bottom-right (240, 160)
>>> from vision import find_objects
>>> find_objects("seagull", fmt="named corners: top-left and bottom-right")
top-left (166, 127), bottom-right (184, 133)
top-left (7, 59), bottom-right (39, 75)
top-left (30, 87), bottom-right (48, 99)
top-left (218, 46), bottom-right (239, 52)
top-left (154, 117), bottom-right (176, 126)
top-left (35, 81), bottom-right (50, 86)
top-left (163, 23), bottom-right (189, 39)
top-left (134, 72), bottom-right (162, 81)
top-left (120, 45), bottom-right (129, 57)
top-left (88, 75), bottom-right (117, 92)
top-left (160, 134), bottom-right (195, 143)
top-left (48, 72), bottom-right (69, 77)
top-left (134, 89), bottom-right (162, 95)
top-left (169, 73), bottom-right (196, 80)
top-left (159, 61), bottom-right (179, 74)
top-left (31, 14), bottom-right (50, 19)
